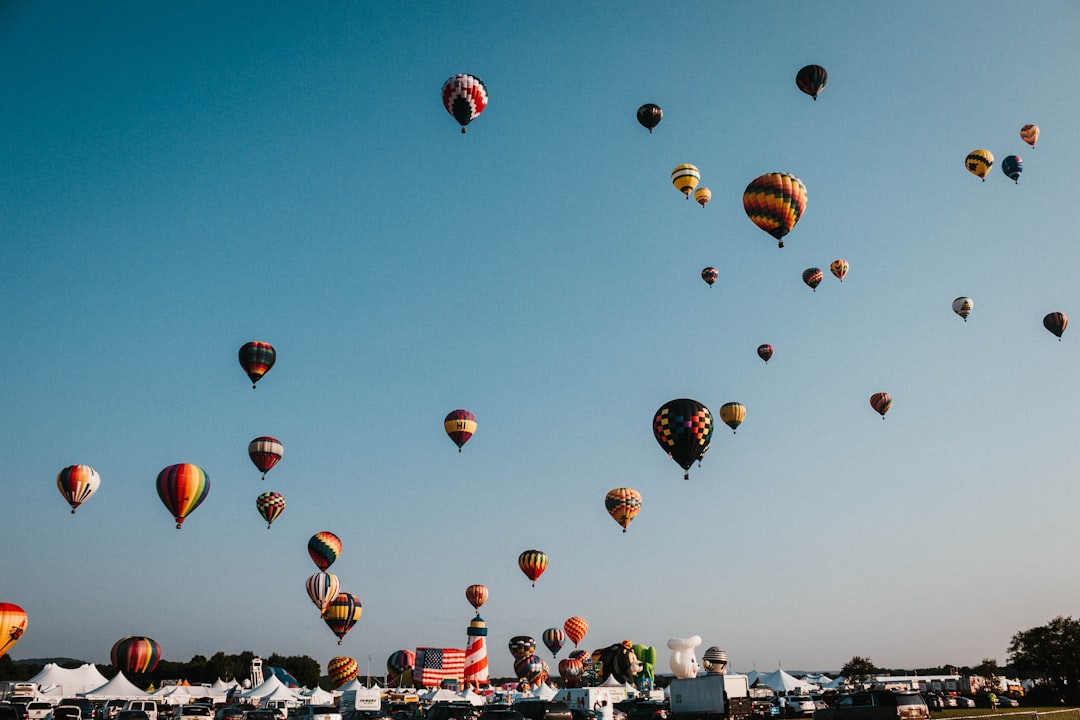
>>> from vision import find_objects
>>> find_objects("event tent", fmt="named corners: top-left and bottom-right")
top-left (30, 664), bottom-right (110, 697)
top-left (754, 669), bottom-right (813, 694)
top-left (82, 672), bottom-right (151, 700)
top-left (238, 674), bottom-right (295, 700)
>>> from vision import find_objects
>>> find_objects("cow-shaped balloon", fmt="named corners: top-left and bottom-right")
top-left (667, 635), bottom-right (702, 679)
top-left (597, 641), bottom-right (643, 685)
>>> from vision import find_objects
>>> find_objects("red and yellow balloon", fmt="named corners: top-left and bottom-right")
top-left (156, 464), bottom-right (210, 530)
top-left (0, 603), bottom-right (27, 658)
top-left (518, 549), bottom-right (548, 587)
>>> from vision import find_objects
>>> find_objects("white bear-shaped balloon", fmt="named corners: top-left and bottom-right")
top-left (667, 635), bottom-right (702, 679)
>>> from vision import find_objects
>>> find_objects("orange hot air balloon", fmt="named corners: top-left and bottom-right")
top-left (1020, 124), bottom-right (1039, 148)
top-left (56, 464), bottom-right (101, 514)
top-left (563, 616), bottom-right (588, 647)
top-left (830, 259), bottom-right (849, 282)
top-left (743, 172), bottom-right (808, 248)
top-left (604, 487), bottom-right (642, 532)
top-left (328, 656), bottom-right (359, 688)
top-left (465, 584), bottom-right (488, 611)
top-left (518, 549), bottom-right (548, 587)
top-left (0, 603), bottom-right (27, 658)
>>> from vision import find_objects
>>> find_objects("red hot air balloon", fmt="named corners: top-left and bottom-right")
top-left (563, 616), bottom-right (588, 647)
top-left (111, 636), bottom-right (162, 675)
top-left (248, 436), bottom-right (283, 479)
top-left (1044, 312), bottom-right (1068, 340)
top-left (444, 410), bottom-right (477, 452)
top-left (328, 656), bottom-right (359, 688)
top-left (0, 603), bottom-right (27, 658)
top-left (239, 341), bottom-right (276, 388)
top-left (56, 464), bottom-right (101, 514)
top-left (156, 464), bottom-right (210, 529)
top-left (518, 549), bottom-right (548, 587)
top-left (255, 491), bottom-right (285, 528)
top-left (442, 74), bottom-right (488, 134)
top-left (870, 392), bottom-right (892, 419)
top-left (308, 531), bottom-right (342, 571)
top-left (757, 344), bottom-right (774, 364)
top-left (465, 584), bottom-right (488, 612)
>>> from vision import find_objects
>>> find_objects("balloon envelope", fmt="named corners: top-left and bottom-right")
top-left (323, 592), bottom-right (362, 644)
top-left (802, 268), bottom-right (823, 291)
top-left (255, 491), bottom-right (285, 528)
top-left (465, 584), bottom-right (488, 610)
top-left (509, 636), bottom-right (537, 659)
top-left (442, 74), bottom-right (487, 133)
top-left (743, 173), bottom-right (807, 248)
top-left (239, 341), bottom-right (276, 388)
top-left (757, 344), bottom-right (774, 364)
top-left (542, 627), bottom-right (566, 657)
top-left (636, 104), bottom-right (662, 133)
top-left (701, 267), bottom-right (718, 287)
top-left (671, 165), bottom-right (700, 199)
top-left (248, 436), bottom-right (283, 478)
top-left (830, 259), bottom-right (849, 281)
top-left (0, 603), bottom-right (27, 659)
top-left (795, 64), bottom-right (828, 99)
top-left (719, 402), bottom-right (746, 433)
top-left (1002, 155), bottom-right (1023, 183)
top-left (308, 531), bottom-right (342, 570)
top-left (444, 409), bottom-right (477, 451)
top-left (870, 392), bottom-right (892, 418)
top-left (518, 549), bottom-right (548, 586)
top-left (604, 487), bottom-right (642, 532)
top-left (965, 149), bottom-right (994, 181)
top-left (1020, 124), bottom-right (1039, 148)
top-left (653, 399), bottom-right (713, 479)
top-left (56, 464), bottom-right (100, 514)
top-left (694, 187), bottom-right (711, 208)
top-left (306, 571), bottom-right (340, 613)
top-left (111, 636), bottom-right (162, 675)
top-left (952, 297), bottom-right (973, 321)
top-left (156, 464), bottom-right (209, 529)
top-left (1044, 312), bottom-right (1068, 339)
top-left (328, 656), bottom-right (359, 688)
top-left (563, 616), bottom-right (588, 647)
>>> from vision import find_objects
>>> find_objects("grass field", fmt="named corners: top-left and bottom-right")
top-left (933, 709), bottom-right (1077, 719)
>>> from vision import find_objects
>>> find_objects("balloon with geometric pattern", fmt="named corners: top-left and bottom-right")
top-left (327, 656), bottom-right (359, 688)
top-left (444, 409), bottom-right (477, 452)
top-left (442, 74), bottom-right (488, 134)
top-left (795, 64), bottom-right (828, 100)
top-left (255, 491), bottom-right (285, 529)
top-left (701, 646), bottom-right (728, 674)
top-left (248, 436), bottom-right (283, 479)
top-left (542, 627), bottom-right (566, 657)
top-left (323, 592), bottom-right (362, 645)
top-left (830, 259), bottom-right (849, 282)
top-left (509, 635), bottom-right (537, 659)
top-left (965, 149), bottom-right (994, 181)
top-left (743, 172), bottom-right (808, 248)
top-left (802, 267), bottom-right (823, 291)
top-left (306, 571), bottom-right (340, 613)
top-left (1020, 124), bottom-right (1039, 148)
top-left (518, 549), bottom-right (548, 587)
top-left (387, 650), bottom-right (416, 688)
top-left (56, 464), bottom-right (101, 514)
top-left (604, 487), bottom-right (642, 533)
top-left (952, 297), bottom-right (973, 322)
top-left (653, 399), bottom-right (713, 479)
top-left (701, 267), bottom-right (718, 287)
top-left (870, 392), bottom-right (892, 419)
top-left (308, 531), bottom-right (342, 571)
top-left (238, 341), bottom-right (276, 389)
top-left (563, 616), bottom-right (588, 647)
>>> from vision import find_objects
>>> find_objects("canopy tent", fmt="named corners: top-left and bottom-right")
top-left (260, 685), bottom-right (301, 702)
top-left (745, 670), bottom-right (762, 687)
top-left (461, 689), bottom-right (486, 706)
top-left (302, 687), bottom-right (336, 705)
top-left (239, 674), bottom-right (296, 700)
top-left (754, 669), bottom-right (813, 694)
top-left (418, 688), bottom-right (466, 703)
top-left (336, 679), bottom-right (365, 693)
top-left (30, 664), bottom-right (111, 697)
top-left (823, 676), bottom-right (847, 690)
top-left (212, 678), bottom-right (241, 693)
top-left (536, 684), bottom-right (556, 701)
top-left (82, 671), bottom-right (152, 700)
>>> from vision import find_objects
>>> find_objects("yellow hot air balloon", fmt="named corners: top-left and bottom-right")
top-left (830, 259), bottom-right (849, 282)
top-left (0, 603), bottom-right (27, 658)
top-left (604, 487), bottom-right (642, 533)
top-left (965, 149), bottom-right (994, 181)
top-left (719, 402), bottom-right (746, 434)
top-left (671, 165), bottom-right (700, 199)
top-left (693, 187), bottom-right (711, 208)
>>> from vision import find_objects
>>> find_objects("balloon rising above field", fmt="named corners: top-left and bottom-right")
top-left (564, 616), bottom-right (588, 647)
top-left (238, 341), bottom-right (275, 389)
top-left (442, 74), bottom-right (487, 134)
top-left (323, 592), bottom-right (362, 644)
top-left (0, 604), bottom-right (27, 658)
top-left (743, 173), bottom-right (807, 248)
top-left (156, 464), bottom-right (209, 530)
top-left (111, 636), bottom-right (162, 675)
top-left (653, 399), bottom-right (713, 479)
top-left (465, 584), bottom-right (488, 612)
top-left (308, 531), bottom-right (342, 571)
top-left (248, 436), bottom-right (283, 479)
top-left (56, 464), bottom-right (100, 514)
top-left (542, 627), bottom-right (566, 657)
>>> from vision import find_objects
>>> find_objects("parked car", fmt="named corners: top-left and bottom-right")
top-left (813, 692), bottom-right (929, 720)
top-left (48, 707), bottom-right (81, 720)
top-left (243, 712), bottom-right (277, 720)
top-left (291, 708), bottom-right (340, 720)
top-left (1, 703), bottom-right (22, 720)
top-left (952, 698), bottom-right (975, 709)
top-left (27, 702), bottom-right (54, 720)
top-left (179, 706), bottom-right (214, 720)
top-left (115, 711), bottom-right (149, 720)
top-left (616, 703), bottom-right (667, 720)
top-left (215, 708), bottom-right (246, 720)
top-left (996, 697), bottom-right (1019, 708)
top-left (343, 711), bottom-right (390, 720)
top-left (424, 706), bottom-right (479, 720)
top-left (783, 697), bottom-right (816, 718)
top-left (478, 710), bottom-right (524, 720)
top-left (122, 701), bottom-right (158, 720)
top-left (511, 701), bottom-right (572, 720)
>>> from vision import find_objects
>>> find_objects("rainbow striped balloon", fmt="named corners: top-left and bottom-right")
top-left (156, 464), bottom-right (209, 529)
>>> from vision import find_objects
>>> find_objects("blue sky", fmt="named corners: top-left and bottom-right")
top-left (4, 0), bottom-right (1080, 681)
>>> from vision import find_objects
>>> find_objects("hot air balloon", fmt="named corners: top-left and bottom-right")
top-left (156, 464), bottom-right (209, 530)
top-left (0, 604), bottom-right (26, 659)
top-left (465, 584), bottom-right (488, 612)
top-left (509, 636), bottom-right (537, 659)
top-left (743, 172), bottom-right (808, 248)
top-left (327, 656), bottom-right (359, 688)
top-left (559, 656), bottom-right (584, 687)
top-left (1044, 312), bottom-right (1068, 340)
top-left (795, 64), bottom-right (828, 100)
top-left (694, 187), bottom-right (711, 208)
top-left (323, 592), bottom-right (362, 644)
top-left (306, 571), bottom-right (340, 613)
top-left (604, 487), bottom-right (642, 533)
top-left (965, 149), bottom-right (994, 181)
top-left (442, 74), bottom-right (487, 133)
top-left (830, 259), bottom-right (849, 282)
top-left (387, 650), bottom-right (416, 688)
top-left (1002, 155), bottom-right (1023, 184)
top-left (564, 617), bottom-right (588, 647)
top-left (702, 647), bottom-right (728, 674)
top-left (248, 436), bottom-right (283, 479)
top-left (56, 464), bottom-right (100, 514)
top-left (514, 654), bottom-right (548, 688)
top-left (444, 409), bottom-right (476, 452)
top-left (653, 398), bottom-right (713, 480)
top-left (239, 341), bottom-right (275, 388)
top-left (952, 297), bottom-right (973, 321)
top-left (1021, 124), bottom-right (1039, 148)
top-left (701, 267), bottom-right (718, 287)
top-left (110, 636), bottom-right (162, 675)
top-left (802, 268), bottom-right (823, 291)
top-left (636, 104), bottom-right (662, 133)
top-left (757, 344), bottom-right (774, 364)
top-left (870, 392), bottom-right (892, 419)
top-left (719, 402), bottom-right (746, 434)
top-left (671, 165), bottom-right (700, 199)
top-left (309, 531), bottom-right (342, 571)
top-left (542, 628), bottom-right (566, 657)
top-left (255, 491), bottom-right (285, 529)
top-left (518, 549), bottom-right (548, 587)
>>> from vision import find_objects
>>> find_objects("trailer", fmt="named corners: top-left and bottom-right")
top-left (668, 674), bottom-right (752, 720)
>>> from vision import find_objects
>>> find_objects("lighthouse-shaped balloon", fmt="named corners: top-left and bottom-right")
top-left (463, 615), bottom-right (490, 690)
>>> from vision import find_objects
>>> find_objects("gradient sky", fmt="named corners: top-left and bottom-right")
top-left (4, 0), bottom-right (1080, 682)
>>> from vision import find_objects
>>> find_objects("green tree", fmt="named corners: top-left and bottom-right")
top-left (1009, 615), bottom-right (1080, 704)
top-left (840, 656), bottom-right (876, 686)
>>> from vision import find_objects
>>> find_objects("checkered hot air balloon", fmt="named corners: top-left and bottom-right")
top-left (442, 74), bottom-right (487, 133)
top-left (509, 635), bottom-right (537, 659)
top-left (444, 410), bottom-right (477, 452)
top-left (604, 487), bottom-right (642, 533)
top-left (156, 464), bottom-right (210, 530)
top-left (239, 341), bottom-right (276, 388)
top-left (255, 491), bottom-right (285, 529)
top-left (248, 436), bottom-right (283, 479)
top-left (653, 399), bottom-right (713, 480)
top-left (870, 392), bottom-right (892, 419)
top-left (387, 650), bottom-right (416, 688)
top-left (323, 592), bottom-right (362, 645)
top-left (795, 64), bottom-right (828, 100)
top-left (563, 616), bottom-right (588, 647)
top-left (308, 531), bottom-right (342, 571)
top-left (56, 464), bottom-right (100, 514)
top-left (743, 172), bottom-right (807, 248)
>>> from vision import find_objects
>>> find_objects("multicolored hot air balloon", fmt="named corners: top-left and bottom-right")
top-left (870, 392), bottom-right (892, 419)
top-left (952, 297), bottom-right (973, 321)
top-left (1002, 155), bottom-right (1023, 184)
top-left (564, 617), bottom-right (588, 647)
top-left (248, 436), bottom-right (283, 479)
top-left (965, 149), bottom-right (994, 181)
top-left (110, 636), bottom-right (162, 675)
top-left (830, 259), bottom-right (849, 282)
top-left (743, 172), bottom-right (808, 248)
top-left (1044, 312), bottom-right (1068, 340)
top-left (465, 584), bottom-right (488, 612)
top-left (671, 165), bottom-right (700, 199)
top-left (559, 656), bottom-right (584, 687)
top-left (514, 654), bottom-right (548, 688)
top-left (308, 531), bottom-right (342, 571)
top-left (156, 464), bottom-right (209, 530)
top-left (444, 409), bottom-right (477, 452)
top-left (694, 187), bottom-right (711, 208)
top-left (323, 592), bottom-right (362, 644)
top-left (442, 74), bottom-right (487, 133)
top-left (795, 64), bottom-right (828, 100)
top-left (0, 604), bottom-right (26, 659)
top-left (757, 344), bottom-right (774, 364)
top-left (328, 656), bottom-right (359, 688)
top-left (1021, 124), bottom-right (1039, 148)
top-left (239, 341), bottom-right (275, 388)
top-left (653, 398), bottom-right (713, 480)
top-left (719, 402), bottom-right (746, 434)
top-left (604, 487), bottom-right (642, 533)
top-left (542, 627), bottom-right (566, 657)
top-left (802, 268), bottom-right (823, 291)
top-left (509, 636), bottom-right (537, 659)
top-left (56, 464), bottom-right (100, 514)
top-left (518, 549), bottom-right (548, 587)
top-left (636, 104), bottom-right (662, 133)
top-left (306, 571), bottom-right (340, 613)
top-left (387, 650), bottom-right (416, 688)
top-left (255, 491), bottom-right (285, 529)
top-left (701, 267), bottom-right (718, 287)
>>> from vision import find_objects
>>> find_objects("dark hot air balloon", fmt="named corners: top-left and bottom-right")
top-left (795, 64), bottom-right (828, 100)
top-left (444, 409), bottom-right (476, 452)
top-left (757, 344), bottom-right (774, 364)
top-left (653, 399), bottom-right (713, 479)
top-left (323, 592), bottom-right (362, 644)
top-left (802, 268), bottom-right (823, 291)
top-left (870, 392), bottom-right (892, 419)
top-left (111, 636), bottom-right (162, 675)
top-left (636, 104), bottom-right (662, 133)
top-left (701, 267), bottom-right (718, 287)
top-left (1002, 155), bottom-right (1023, 184)
top-left (239, 341), bottom-right (276, 388)
top-left (1044, 312), bottom-right (1068, 340)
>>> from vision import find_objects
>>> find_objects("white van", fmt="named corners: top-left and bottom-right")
top-left (121, 700), bottom-right (158, 720)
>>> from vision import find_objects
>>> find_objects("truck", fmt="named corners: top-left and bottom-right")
top-left (554, 687), bottom-right (631, 717)
top-left (667, 674), bottom-right (752, 720)
top-left (338, 688), bottom-right (381, 712)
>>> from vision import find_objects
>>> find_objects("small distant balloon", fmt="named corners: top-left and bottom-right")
top-left (604, 487), bottom-right (642, 533)
top-left (1002, 155), bottom-right (1023, 184)
top-left (308, 531), bottom-right (342, 571)
top-left (255, 491), bottom-right (285, 529)
top-left (830, 259), bottom-right (849, 282)
top-left (248, 436), bottom-right (283, 479)
top-left (1020, 124), bottom-right (1039, 148)
top-left (239, 341), bottom-right (276, 388)
top-left (965, 149), bottom-right (994, 181)
top-left (802, 267), bottom-right (823, 291)
top-left (719, 402), bottom-right (746, 434)
top-left (757, 344), bottom-right (774, 364)
top-left (870, 392), bottom-right (892, 419)
top-left (671, 164), bottom-right (700, 199)
top-left (701, 267), bottom-right (718, 287)
top-left (694, 187), bottom-right (711, 208)
top-left (56, 464), bottom-right (100, 514)
top-left (465, 584), bottom-right (488, 611)
top-left (795, 64), bottom-right (828, 100)
top-left (444, 409), bottom-right (477, 452)
top-left (518, 549), bottom-right (548, 587)
top-left (442, 74), bottom-right (487, 134)
top-left (952, 297), bottom-right (973, 321)
top-left (1044, 312), bottom-right (1068, 340)
top-left (636, 104), bottom-right (662, 133)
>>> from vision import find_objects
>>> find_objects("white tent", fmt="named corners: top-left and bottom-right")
top-left (302, 687), bottom-right (336, 705)
top-left (30, 664), bottom-right (111, 697)
top-left (418, 688), bottom-right (465, 703)
top-left (461, 690), bottom-right (486, 706)
top-left (259, 685), bottom-right (301, 703)
top-left (82, 672), bottom-right (151, 700)
top-left (536, 684), bottom-right (556, 701)
top-left (212, 678), bottom-right (241, 693)
top-left (755, 669), bottom-right (812, 694)
top-left (239, 674), bottom-right (293, 700)
top-left (336, 679), bottom-right (365, 693)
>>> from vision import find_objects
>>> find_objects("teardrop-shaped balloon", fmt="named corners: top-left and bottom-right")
top-left (110, 636), bottom-right (162, 675)
top-left (653, 399), bottom-right (713, 479)
top-left (952, 297), bottom-right (973, 321)
top-left (1020, 124), bottom-right (1039, 148)
top-left (56, 464), bottom-right (100, 514)
top-left (1044, 312), bottom-right (1068, 340)
top-left (322, 592), bottom-right (362, 645)
top-left (542, 627), bottom-right (566, 657)
top-left (757, 344), bottom-right (774, 364)
top-left (701, 267), bottom-right (718, 287)
top-left (255, 491), bottom-right (285, 529)
top-left (156, 464), bottom-right (210, 530)
top-left (1002, 155), bottom-right (1023, 184)
top-left (671, 164), bottom-right (700, 199)
top-left (743, 173), bottom-right (808, 248)
top-left (442, 74), bottom-right (488, 134)
top-left (308, 531), bottom-right (342, 571)
top-left (604, 487), bottom-right (642, 533)
top-left (830, 259), bottom-right (849, 282)
top-left (719, 402), bottom-right (746, 434)
top-left (518, 549), bottom-right (548, 587)
top-left (559, 656), bottom-right (584, 687)
top-left (0, 603), bottom-right (27, 659)
top-left (563, 616), bottom-right (588, 647)
top-left (248, 436), bottom-right (283, 479)
top-left (965, 149), bottom-right (994, 181)
top-left (306, 571), bottom-right (340, 613)
top-left (636, 104), bottom-right (662, 133)
top-left (795, 64), bottom-right (828, 100)
top-left (465, 584), bottom-right (488, 611)
top-left (327, 656), bottom-right (359, 688)
top-left (870, 392), bottom-right (892, 419)
top-left (239, 341), bottom-right (276, 389)
top-left (802, 268), bottom-right (823, 291)
top-left (444, 409), bottom-right (477, 452)
top-left (693, 187), bottom-right (711, 208)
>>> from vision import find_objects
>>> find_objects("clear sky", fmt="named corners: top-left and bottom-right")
top-left (4, 0), bottom-right (1080, 682)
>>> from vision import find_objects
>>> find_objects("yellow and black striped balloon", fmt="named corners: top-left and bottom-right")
top-left (671, 164), bottom-right (700, 199)
top-left (965, 149), bottom-right (994, 181)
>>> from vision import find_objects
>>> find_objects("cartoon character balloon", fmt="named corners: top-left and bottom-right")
top-left (1002, 155), bottom-right (1023, 184)
top-left (701, 646), bottom-right (728, 675)
top-left (56, 464), bottom-right (100, 514)
top-left (952, 297), bottom-right (973, 321)
top-left (306, 571), bottom-right (340, 613)
top-left (719, 402), bottom-right (746, 434)
top-left (323, 592), bottom-right (362, 645)
top-left (444, 409), bottom-right (477, 452)
top-left (1044, 312), bottom-right (1068, 340)
top-left (542, 627), bottom-right (566, 657)
top-left (156, 464), bottom-right (210, 529)
top-left (870, 392), bottom-right (892, 419)
top-left (701, 267), bottom-right (718, 287)
top-left (605, 487), bottom-right (642, 533)
top-left (965, 149), bottom-right (994, 181)
top-left (830, 259), bottom-right (849, 282)
top-left (795, 64), bottom-right (828, 100)
top-left (694, 187), bottom-right (711, 209)
top-left (255, 491), bottom-right (285, 529)
top-left (653, 398), bottom-right (713, 479)
top-left (743, 172), bottom-right (808, 248)
top-left (308, 531), bottom-right (342, 571)
top-left (328, 656), bottom-right (359, 688)
top-left (518, 549), bottom-right (548, 586)
top-left (802, 267), bottom-right (823, 291)
top-left (564, 617), bottom-right (588, 647)
top-left (671, 165), bottom-right (700, 199)
top-left (248, 436), bottom-right (283, 479)
top-left (0, 604), bottom-right (26, 659)
top-left (1020, 124), bottom-right (1039, 148)
top-left (239, 341), bottom-right (276, 389)
top-left (636, 104), bottom-right (662, 133)
top-left (667, 636), bottom-right (702, 679)
top-left (111, 636), bottom-right (162, 675)
top-left (757, 344), bottom-right (774, 364)
top-left (442, 74), bottom-right (488, 133)
top-left (465, 584), bottom-right (488, 612)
